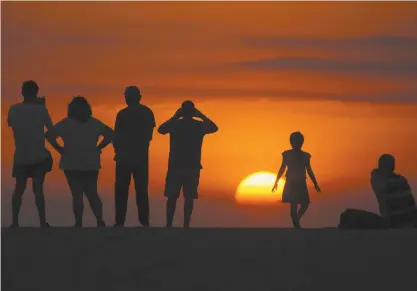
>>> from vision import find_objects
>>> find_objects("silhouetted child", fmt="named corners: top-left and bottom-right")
top-left (272, 132), bottom-right (320, 228)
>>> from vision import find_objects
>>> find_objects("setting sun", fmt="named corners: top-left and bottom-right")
top-left (235, 172), bottom-right (285, 205)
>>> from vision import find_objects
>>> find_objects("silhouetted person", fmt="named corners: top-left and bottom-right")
top-left (272, 132), bottom-right (321, 228)
top-left (158, 101), bottom-right (218, 228)
top-left (7, 80), bottom-right (53, 228)
top-left (371, 154), bottom-right (417, 227)
top-left (45, 96), bottom-right (113, 227)
top-left (113, 86), bottom-right (155, 227)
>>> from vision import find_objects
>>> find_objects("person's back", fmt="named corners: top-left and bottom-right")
top-left (53, 117), bottom-right (112, 171)
top-left (8, 102), bottom-right (51, 165)
top-left (370, 154), bottom-right (417, 228)
top-left (282, 149), bottom-right (310, 182)
top-left (168, 118), bottom-right (206, 170)
top-left (113, 86), bottom-right (155, 227)
top-left (371, 168), bottom-right (417, 227)
top-left (114, 104), bottom-right (155, 164)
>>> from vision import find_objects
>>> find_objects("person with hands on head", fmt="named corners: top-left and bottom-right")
top-left (272, 131), bottom-right (320, 228)
top-left (158, 100), bottom-right (218, 228)
top-left (45, 96), bottom-right (113, 227)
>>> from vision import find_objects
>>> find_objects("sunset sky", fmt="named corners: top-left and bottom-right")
top-left (2, 1), bottom-right (417, 227)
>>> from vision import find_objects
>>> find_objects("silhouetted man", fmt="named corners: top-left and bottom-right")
top-left (113, 86), bottom-right (155, 227)
top-left (7, 80), bottom-right (53, 227)
top-left (158, 101), bottom-right (218, 228)
top-left (371, 154), bottom-right (417, 228)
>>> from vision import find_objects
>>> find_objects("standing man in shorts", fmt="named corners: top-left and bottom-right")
top-left (158, 101), bottom-right (218, 228)
top-left (7, 80), bottom-right (54, 227)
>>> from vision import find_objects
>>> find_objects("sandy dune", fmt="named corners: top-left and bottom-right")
top-left (2, 228), bottom-right (417, 291)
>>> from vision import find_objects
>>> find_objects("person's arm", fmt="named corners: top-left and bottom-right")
top-left (113, 112), bottom-right (122, 153)
top-left (306, 156), bottom-right (320, 192)
top-left (97, 121), bottom-right (114, 151)
top-left (158, 109), bottom-right (182, 135)
top-left (195, 109), bottom-right (218, 134)
top-left (272, 159), bottom-right (287, 192)
top-left (146, 110), bottom-right (156, 142)
top-left (43, 107), bottom-right (53, 130)
top-left (371, 172), bottom-right (390, 219)
top-left (7, 107), bottom-right (15, 128)
top-left (44, 121), bottom-right (65, 155)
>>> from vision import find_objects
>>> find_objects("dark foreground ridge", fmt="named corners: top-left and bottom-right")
top-left (2, 228), bottom-right (417, 291)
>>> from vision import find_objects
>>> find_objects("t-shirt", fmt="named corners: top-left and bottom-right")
top-left (113, 104), bottom-right (155, 165)
top-left (7, 103), bottom-right (53, 165)
top-left (163, 118), bottom-right (214, 169)
top-left (47, 117), bottom-right (113, 171)
top-left (282, 149), bottom-right (311, 181)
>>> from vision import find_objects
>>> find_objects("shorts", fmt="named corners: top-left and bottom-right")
top-left (12, 152), bottom-right (53, 179)
top-left (164, 168), bottom-right (200, 199)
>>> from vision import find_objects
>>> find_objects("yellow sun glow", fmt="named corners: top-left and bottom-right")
top-left (235, 172), bottom-right (285, 205)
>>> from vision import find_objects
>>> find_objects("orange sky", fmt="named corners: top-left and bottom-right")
top-left (2, 2), bottom-right (417, 226)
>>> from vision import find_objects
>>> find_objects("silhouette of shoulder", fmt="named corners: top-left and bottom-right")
top-left (116, 104), bottom-right (155, 128)
top-left (282, 149), bottom-right (311, 162)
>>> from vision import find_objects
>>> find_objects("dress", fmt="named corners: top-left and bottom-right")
top-left (281, 149), bottom-right (311, 204)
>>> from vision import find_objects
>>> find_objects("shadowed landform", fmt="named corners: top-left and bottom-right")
top-left (2, 228), bottom-right (417, 291)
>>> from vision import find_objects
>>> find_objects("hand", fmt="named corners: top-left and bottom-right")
top-left (272, 183), bottom-right (278, 193)
top-left (173, 108), bottom-right (183, 119)
top-left (193, 108), bottom-right (204, 119)
top-left (314, 184), bottom-right (321, 193)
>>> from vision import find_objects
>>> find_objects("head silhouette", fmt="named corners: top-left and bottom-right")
top-left (378, 154), bottom-right (395, 174)
top-left (181, 100), bottom-right (195, 119)
top-left (21, 80), bottom-right (39, 100)
top-left (124, 86), bottom-right (142, 106)
top-left (68, 96), bottom-right (92, 123)
top-left (290, 131), bottom-right (304, 150)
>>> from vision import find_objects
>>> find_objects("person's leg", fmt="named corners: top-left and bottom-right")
top-left (114, 162), bottom-right (132, 226)
top-left (64, 171), bottom-right (84, 227)
top-left (132, 165), bottom-right (150, 227)
top-left (11, 176), bottom-right (28, 227)
top-left (164, 169), bottom-right (182, 227)
top-left (32, 174), bottom-right (48, 227)
top-left (182, 170), bottom-right (200, 228)
top-left (290, 203), bottom-right (300, 228)
top-left (83, 171), bottom-right (105, 227)
top-left (183, 199), bottom-right (194, 228)
top-left (297, 202), bottom-right (310, 224)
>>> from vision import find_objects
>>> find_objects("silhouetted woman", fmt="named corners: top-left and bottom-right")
top-left (272, 132), bottom-right (321, 228)
top-left (45, 96), bottom-right (113, 227)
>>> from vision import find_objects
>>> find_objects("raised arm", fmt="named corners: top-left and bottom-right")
top-left (195, 109), bottom-right (218, 134)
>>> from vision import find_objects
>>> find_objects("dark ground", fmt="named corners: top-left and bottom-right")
top-left (2, 228), bottom-right (417, 291)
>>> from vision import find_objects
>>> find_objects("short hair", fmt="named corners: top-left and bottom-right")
top-left (125, 86), bottom-right (141, 104)
top-left (290, 131), bottom-right (304, 150)
top-left (378, 154), bottom-right (395, 173)
top-left (67, 96), bottom-right (92, 123)
top-left (21, 80), bottom-right (39, 97)
top-left (181, 100), bottom-right (195, 117)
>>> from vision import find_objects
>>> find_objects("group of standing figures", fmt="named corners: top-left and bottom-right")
top-left (7, 80), bottom-right (417, 229)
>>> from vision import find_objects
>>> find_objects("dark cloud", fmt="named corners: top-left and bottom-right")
top-left (231, 57), bottom-right (417, 77)
top-left (243, 35), bottom-right (417, 53)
